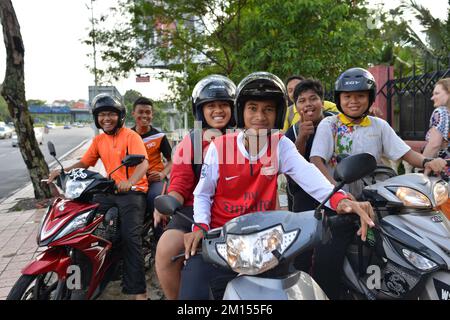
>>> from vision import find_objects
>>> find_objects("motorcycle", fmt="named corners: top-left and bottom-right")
top-left (437, 149), bottom-right (450, 220)
top-left (7, 141), bottom-right (154, 300)
top-left (154, 153), bottom-right (378, 300)
top-left (333, 159), bottom-right (450, 300)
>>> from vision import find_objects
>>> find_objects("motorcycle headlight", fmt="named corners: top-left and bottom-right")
top-left (64, 179), bottom-right (94, 199)
top-left (433, 182), bottom-right (448, 207)
top-left (36, 206), bottom-right (51, 245)
top-left (52, 211), bottom-right (93, 241)
top-left (402, 248), bottom-right (437, 271)
top-left (216, 225), bottom-right (298, 275)
top-left (395, 187), bottom-right (431, 208)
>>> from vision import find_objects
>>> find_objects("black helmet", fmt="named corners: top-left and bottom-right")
top-left (235, 72), bottom-right (287, 129)
top-left (191, 74), bottom-right (236, 127)
top-left (334, 67), bottom-right (377, 119)
top-left (91, 94), bottom-right (126, 131)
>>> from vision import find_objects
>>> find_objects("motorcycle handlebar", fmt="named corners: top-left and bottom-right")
top-left (171, 250), bottom-right (202, 262)
top-left (113, 185), bottom-right (144, 193)
top-left (327, 214), bottom-right (360, 229)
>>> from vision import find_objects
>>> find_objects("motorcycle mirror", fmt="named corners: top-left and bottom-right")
top-left (154, 195), bottom-right (182, 216)
top-left (48, 141), bottom-right (64, 171)
top-left (121, 154), bottom-right (145, 167)
top-left (333, 153), bottom-right (377, 184)
top-left (48, 141), bottom-right (56, 157)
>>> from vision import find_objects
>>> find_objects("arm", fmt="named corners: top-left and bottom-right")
top-left (422, 127), bottom-right (444, 158)
top-left (402, 149), bottom-right (427, 168)
top-left (185, 143), bottom-right (220, 259)
top-left (118, 132), bottom-right (150, 192)
top-left (280, 138), bottom-right (375, 241)
top-left (153, 189), bottom-right (185, 228)
top-left (279, 137), bottom-right (339, 207)
top-left (402, 149), bottom-right (447, 174)
top-left (159, 135), bottom-right (173, 179)
top-left (192, 143), bottom-right (219, 229)
top-left (166, 135), bottom-right (197, 202)
top-left (310, 156), bottom-right (337, 185)
top-left (309, 117), bottom-right (335, 184)
top-left (295, 138), bottom-right (308, 156)
top-left (128, 160), bottom-right (149, 186)
top-left (160, 160), bottom-right (172, 179)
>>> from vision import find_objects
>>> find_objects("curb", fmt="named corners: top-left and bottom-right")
top-left (0, 139), bottom-right (91, 206)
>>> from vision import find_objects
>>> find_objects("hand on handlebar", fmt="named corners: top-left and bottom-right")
top-left (183, 230), bottom-right (204, 260)
top-left (336, 199), bottom-right (375, 242)
top-left (153, 209), bottom-right (168, 228)
top-left (424, 158), bottom-right (447, 176)
top-left (47, 169), bottom-right (62, 184)
top-left (116, 181), bottom-right (133, 193)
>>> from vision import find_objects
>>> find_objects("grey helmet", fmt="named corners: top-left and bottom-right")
top-left (235, 72), bottom-right (287, 129)
top-left (191, 74), bottom-right (236, 128)
top-left (334, 67), bottom-right (377, 119)
top-left (91, 94), bottom-right (126, 132)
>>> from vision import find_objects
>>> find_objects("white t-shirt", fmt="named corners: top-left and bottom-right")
top-left (193, 131), bottom-right (342, 227)
top-left (310, 115), bottom-right (411, 195)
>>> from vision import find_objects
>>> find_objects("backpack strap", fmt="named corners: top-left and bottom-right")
top-left (190, 129), bottom-right (203, 179)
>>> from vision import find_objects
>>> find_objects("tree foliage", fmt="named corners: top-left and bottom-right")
top-left (0, 95), bottom-right (11, 122)
top-left (89, 0), bottom-right (447, 118)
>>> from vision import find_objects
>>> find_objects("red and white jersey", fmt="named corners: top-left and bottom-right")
top-left (193, 131), bottom-right (343, 229)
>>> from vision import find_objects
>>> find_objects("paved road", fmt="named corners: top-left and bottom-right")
top-left (0, 126), bottom-right (95, 201)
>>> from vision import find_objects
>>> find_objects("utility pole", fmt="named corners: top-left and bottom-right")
top-left (87, 0), bottom-right (99, 134)
top-left (89, 0), bottom-right (98, 90)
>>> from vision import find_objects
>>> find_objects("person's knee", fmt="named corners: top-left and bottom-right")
top-left (156, 230), bottom-right (185, 269)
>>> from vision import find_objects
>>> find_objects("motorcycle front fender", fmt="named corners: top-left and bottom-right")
top-left (21, 247), bottom-right (71, 279)
top-left (222, 271), bottom-right (328, 300)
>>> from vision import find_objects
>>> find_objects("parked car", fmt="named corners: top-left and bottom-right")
top-left (11, 128), bottom-right (43, 147)
top-left (45, 122), bottom-right (56, 129)
top-left (63, 124), bottom-right (72, 129)
top-left (0, 126), bottom-right (13, 139)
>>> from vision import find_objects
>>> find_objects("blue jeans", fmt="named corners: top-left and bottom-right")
top-left (146, 180), bottom-right (165, 215)
top-left (178, 255), bottom-right (237, 300)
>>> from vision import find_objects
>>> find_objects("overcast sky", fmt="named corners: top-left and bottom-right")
top-left (0, 0), bottom-right (448, 103)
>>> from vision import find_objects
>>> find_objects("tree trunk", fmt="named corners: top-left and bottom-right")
top-left (0, 0), bottom-right (51, 199)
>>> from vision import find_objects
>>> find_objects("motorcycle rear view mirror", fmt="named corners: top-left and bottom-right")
top-left (333, 153), bottom-right (377, 184)
top-left (47, 141), bottom-right (64, 171)
top-left (154, 195), bottom-right (182, 216)
top-left (122, 154), bottom-right (145, 167)
top-left (48, 141), bottom-right (56, 157)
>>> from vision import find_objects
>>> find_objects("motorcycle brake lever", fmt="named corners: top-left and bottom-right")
top-left (171, 250), bottom-right (202, 262)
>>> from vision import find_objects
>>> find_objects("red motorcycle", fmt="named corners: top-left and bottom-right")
top-left (7, 142), bottom-right (155, 300)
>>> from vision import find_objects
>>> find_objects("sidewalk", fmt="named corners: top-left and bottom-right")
top-left (0, 140), bottom-right (105, 300)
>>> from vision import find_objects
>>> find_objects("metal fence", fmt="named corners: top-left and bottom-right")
top-left (381, 62), bottom-right (450, 140)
